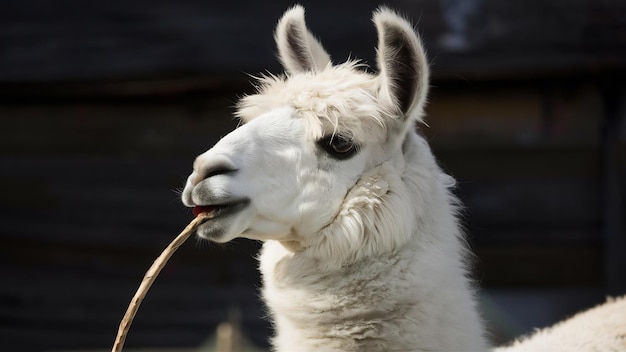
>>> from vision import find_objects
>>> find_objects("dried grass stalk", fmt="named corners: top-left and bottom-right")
top-left (111, 212), bottom-right (213, 352)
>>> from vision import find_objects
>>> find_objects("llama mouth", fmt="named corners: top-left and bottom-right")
top-left (192, 199), bottom-right (250, 220)
top-left (192, 199), bottom-right (250, 241)
top-left (193, 205), bottom-right (218, 217)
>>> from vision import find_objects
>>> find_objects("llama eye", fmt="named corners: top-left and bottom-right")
top-left (318, 135), bottom-right (359, 160)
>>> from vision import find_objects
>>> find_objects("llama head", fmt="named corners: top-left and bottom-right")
top-left (182, 6), bottom-right (430, 254)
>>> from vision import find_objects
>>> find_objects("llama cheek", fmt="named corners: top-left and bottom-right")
top-left (247, 219), bottom-right (292, 239)
top-left (295, 205), bottom-right (334, 235)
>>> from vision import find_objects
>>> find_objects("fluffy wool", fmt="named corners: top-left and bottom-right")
top-left (495, 295), bottom-right (626, 352)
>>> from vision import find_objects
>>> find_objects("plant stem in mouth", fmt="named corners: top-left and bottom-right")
top-left (111, 212), bottom-right (213, 352)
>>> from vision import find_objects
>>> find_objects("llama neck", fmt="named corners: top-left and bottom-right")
top-left (260, 239), bottom-right (488, 351)
top-left (259, 132), bottom-right (489, 351)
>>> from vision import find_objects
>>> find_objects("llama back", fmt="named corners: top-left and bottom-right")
top-left (495, 295), bottom-right (626, 352)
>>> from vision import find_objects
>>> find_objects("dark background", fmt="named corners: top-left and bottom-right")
top-left (1, 0), bottom-right (625, 350)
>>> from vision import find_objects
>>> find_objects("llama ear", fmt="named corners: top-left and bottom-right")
top-left (373, 8), bottom-right (429, 120)
top-left (275, 5), bottom-right (332, 74)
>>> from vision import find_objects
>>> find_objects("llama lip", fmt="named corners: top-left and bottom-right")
top-left (192, 199), bottom-right (250, 219)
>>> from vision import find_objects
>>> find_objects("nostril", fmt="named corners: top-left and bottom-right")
top-left (205, 164), bottom-right (238, 178)
top-left (193, 160), bottom-right (238, 186)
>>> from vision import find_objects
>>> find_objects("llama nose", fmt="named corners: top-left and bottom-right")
top-left (192, 156), bottom-right (238, 186)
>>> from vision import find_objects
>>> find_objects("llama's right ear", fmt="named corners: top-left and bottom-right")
top-left (373, 8), bottom-right (429, 121)
top-left (275, 5), bottom-right (331, 74)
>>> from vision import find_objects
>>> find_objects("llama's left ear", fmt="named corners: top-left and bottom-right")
top-left (374, 8), bottom-right (429, 120)
top-left (275, 5), bottom-right (332, 74)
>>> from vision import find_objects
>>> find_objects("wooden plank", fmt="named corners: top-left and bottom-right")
top-left (436, 148), bottom-right (604, 178)
top-left (458, 178), bottom-right (601, 228)
top-left (0, 100), bottom-right (239, 156)
top-left (0, 324), bottom-right (270, 351)
top-left (425, 83), bottom-right (605, 148)
top-left (599, 83), bottom-right (626, 295)
top-left (0, 234), bottom-right (261, 277)
top-left (475, 244), bottom-right (604, 287)
top-left (0, 0), bottom-right (625, 83)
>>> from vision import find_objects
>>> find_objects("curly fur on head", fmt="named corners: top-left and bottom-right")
top-left (236, 62), bottom-right (395, 144)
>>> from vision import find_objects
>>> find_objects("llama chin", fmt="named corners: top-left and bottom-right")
top-left (181, 5), bottom-right (626, 352)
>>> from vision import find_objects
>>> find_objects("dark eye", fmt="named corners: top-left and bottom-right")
top-left (318, 135), bottom-right (359, 160)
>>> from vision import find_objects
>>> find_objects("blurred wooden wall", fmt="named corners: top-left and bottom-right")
top-left (0, 0), bottom-right (624, 350)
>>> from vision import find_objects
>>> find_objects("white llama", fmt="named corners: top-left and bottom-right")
top-left (181, 6), bottom-right (625, 352)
